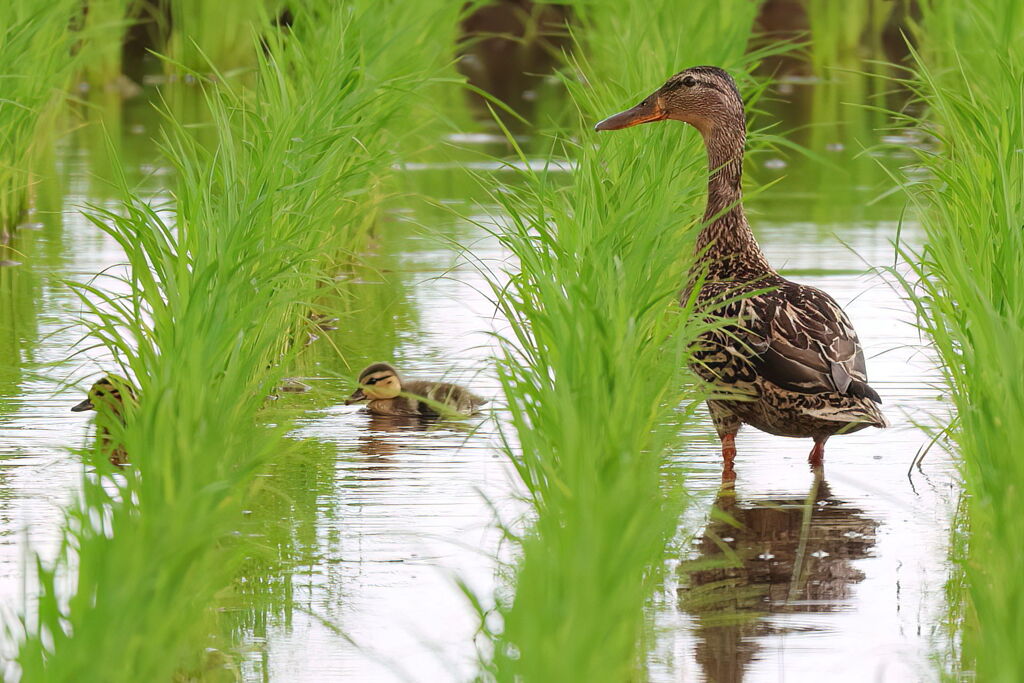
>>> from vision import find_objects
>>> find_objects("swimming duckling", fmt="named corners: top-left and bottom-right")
top-left (71, 375), bottom-right (136, 466)
top-left (304, 312), bottom-right (340, 346)
top-left (308, 311), bottom-right (339, 331)
top-left (345, 362), bottom-right (487, 417)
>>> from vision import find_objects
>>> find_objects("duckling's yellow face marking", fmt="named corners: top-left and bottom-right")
top-left (360, 371), bottom-right (401, 400)
top-left (346, 362), bottom-right (404, 405)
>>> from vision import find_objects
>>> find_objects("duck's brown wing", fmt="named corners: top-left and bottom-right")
top-left (739, 281), bottom-right (881, 403)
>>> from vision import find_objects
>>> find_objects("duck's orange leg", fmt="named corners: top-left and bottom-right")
top-left (721, 432), bottom-right (738, 482)
top-left (808, 438), bottom-right (826, 470)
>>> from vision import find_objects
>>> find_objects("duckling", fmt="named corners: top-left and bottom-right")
top-left (345, 362), bottom-right (487, 417)
top-left (71, 375), bottom-right (136, 466)
top-left (304, 312), bottom-right (340, 347)
top-left (308, 311), bottom-right (339, 331)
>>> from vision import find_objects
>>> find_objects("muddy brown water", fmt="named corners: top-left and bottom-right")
top-left (0, 89), bottom-right (956, 682)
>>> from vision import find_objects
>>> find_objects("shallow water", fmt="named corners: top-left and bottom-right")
top-left (0, 83), bottom-right (956, 682)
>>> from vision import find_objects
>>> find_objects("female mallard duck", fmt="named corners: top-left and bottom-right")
top-left (345, 362), bottom-right (487, 417)
top-left (71, 375), bottom-right (136, 466)
top-left (595, 66), bottom-right (886, 470)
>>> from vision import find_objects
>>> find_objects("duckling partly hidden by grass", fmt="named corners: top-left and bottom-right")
top-left (71, 375), bottom-right (137, 466)
top-left (345, 362), bottom-right (487, 417)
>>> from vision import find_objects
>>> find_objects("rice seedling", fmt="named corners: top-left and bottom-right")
top-left (474, 1), bottom-right (763, 679)
top-left (802, 0), bottom-right (905, 214)
top-left (0, 0), bottom-right (80, 233)
top-left (10, 1), bottom-right (463, 679)
top-left (888, 1), bottom-right (1024, 679)
top-left (78, 0), bottom-right (137, 86)
top-left (161, 0), bottom-right (281, 73)
top-left (805, 0), bottom-right (897, 77)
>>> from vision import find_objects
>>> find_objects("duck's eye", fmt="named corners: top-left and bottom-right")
top-left (682, 76), bottom-right (697, 87)
top-left (364, 377), bottom-right (378, 385)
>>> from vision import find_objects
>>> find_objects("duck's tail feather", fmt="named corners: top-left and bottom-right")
top-left (803, 395), bottom-right (889, 429)
top-left (847, 379), bottom-right (882, 404)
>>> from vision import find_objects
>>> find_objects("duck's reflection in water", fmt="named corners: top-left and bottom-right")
top-left (679, 474), bottom-right (878, 682)
top-left (355, 412), bottom-right (478, 462)
top-left (356, 413), bottom-right (430, 461)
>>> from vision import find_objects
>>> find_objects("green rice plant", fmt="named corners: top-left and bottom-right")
top-left (475, 1), bottom-right (762, 680)
top-left (78, 0), bottom-right (137, 85)
top-left (888, 1), bottom-right (1024, 679)
top-left (804, 0), bottom-right (899, 193)
top-left (805, 0), bottom-right (898, 77)
top-left (11, 1), bottom-right (462, 679)
top-left (77, 92), bottom-right (127, 199)
top-left (0, 0), bottom-right (80, 232)
top-left (161, 0), bottom-right (281, 73)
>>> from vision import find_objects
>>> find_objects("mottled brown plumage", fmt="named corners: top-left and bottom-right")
top-left (345, 362), bottom-right (487, 418)
top-left (71, 375), bottom-right (136, 466)
top-left (596, 66), bottom-right (886, 470)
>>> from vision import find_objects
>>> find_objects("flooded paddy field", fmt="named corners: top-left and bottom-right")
top-left (0, 77), bottom-right (958, 681)
top-left (13, 0), bottom-right (1019, 679)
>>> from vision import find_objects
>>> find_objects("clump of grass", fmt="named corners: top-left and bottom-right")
top-left (805, 0), bottom-right (897, 76)
top-left (475, 1), bottom-right (762, 680)
top-left (11, 1), bottom-right (462, 679)
top-left (160, 0), bottom-right (280, 73)
top-left (0, 0), bottom-right (80, 232)
top-left (77, 0), bottom-right (138, 86)
top-left (890, 1), bottom-right (1024, 679)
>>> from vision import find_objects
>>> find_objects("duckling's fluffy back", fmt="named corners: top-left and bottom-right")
top-left (403, 380), bottom-right (487, 417)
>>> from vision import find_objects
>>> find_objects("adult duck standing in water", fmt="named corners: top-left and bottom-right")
top-left (595, 66), bottom-right (886, 472)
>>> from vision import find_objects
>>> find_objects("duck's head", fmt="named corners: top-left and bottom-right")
top-left (346, 362), bottom-right (402, 404)
top-left (71, 375), bottom-right (135, 414)
top-left (594, 66), bottom-right (743, 136)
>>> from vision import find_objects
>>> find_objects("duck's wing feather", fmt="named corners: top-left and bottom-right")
top-left (738, 281), bottom-right (881, 403)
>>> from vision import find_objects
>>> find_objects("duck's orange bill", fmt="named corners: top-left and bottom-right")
top-left (594, 101), bottom-right (666, 131)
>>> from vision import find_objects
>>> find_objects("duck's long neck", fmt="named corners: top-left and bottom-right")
top-left (694, 120), bottom-right (774, 280)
